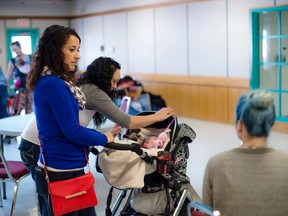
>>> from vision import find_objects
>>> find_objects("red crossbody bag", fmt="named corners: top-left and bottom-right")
top-left (41, 145), bottom-right (98, 216)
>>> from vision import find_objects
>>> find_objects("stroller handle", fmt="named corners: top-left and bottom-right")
top-left (105, 142), bottom-right (133, 151)
top-left (105, 142), bottom-right (156, 164)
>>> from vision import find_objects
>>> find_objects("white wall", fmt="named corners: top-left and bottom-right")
top-left (188, 0), bottom-right (227, 77)
top-left (103, 13), bottom-right (128, 74)
top-left (155, 4), bottom-right (188, 75)
top-left (73, 0), bottom-right (288, 78)
top-left (81, 16), bottom-right (104, 69)
top-left (1, 0), bottom-right (288, 78)
top-left (71, 0), bottom-right (181, 16)
top-left (127, 9), bottom-right (155, 74)
top-left (31, 20), bottom-right (70, 36)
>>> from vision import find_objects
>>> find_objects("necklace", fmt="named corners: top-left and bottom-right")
top-left (240, 138), bottom-right (267, 149)
top-left (241, 145), bottom-right (267, 149)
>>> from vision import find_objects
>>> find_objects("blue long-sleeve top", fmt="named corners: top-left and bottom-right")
top-left (34, 75), bottom-right (108, 170)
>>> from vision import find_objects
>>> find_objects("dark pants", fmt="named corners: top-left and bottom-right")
top-left (0, 85), bottom-right (8, 119)
top-left (18, 138), bottom-right (49, 216)
top-left (35, 166), bottom-right (97, 216)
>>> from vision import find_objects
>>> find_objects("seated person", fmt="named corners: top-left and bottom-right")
top-left (202, 89), bottom-right (288, 216)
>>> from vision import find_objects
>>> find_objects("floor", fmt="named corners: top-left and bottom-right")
top-left (1, 117), bottom-right (288, 216)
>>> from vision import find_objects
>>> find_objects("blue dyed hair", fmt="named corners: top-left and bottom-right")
top-left (235, 90), bottom-right (275, 137)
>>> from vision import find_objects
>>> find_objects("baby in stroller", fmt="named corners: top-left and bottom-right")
top-left (124, 127), bottom-right (171, 149)
top-left (141, 131), bottom-right (169, 149)
top-left (97, 112), bottom-right (201, 216)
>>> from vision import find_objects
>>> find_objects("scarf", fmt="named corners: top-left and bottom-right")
top-left (42, 67), bottom-right (86, 110)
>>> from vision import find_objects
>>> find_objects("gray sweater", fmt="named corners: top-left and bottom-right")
top-left (202, 148), bottom-right (288, 216)
top-left (81, 83), bottom-right (131, 128)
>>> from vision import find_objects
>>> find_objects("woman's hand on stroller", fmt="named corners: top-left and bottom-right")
top-left (155, 107), bottom-right (175, 121)
top-left (104, 124), bottom-right (122, 142)
top-left (110, 124), bottom-right (122, 137)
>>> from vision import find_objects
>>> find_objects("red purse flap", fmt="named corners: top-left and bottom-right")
top-left (48, 172), bottom-right (95, 199)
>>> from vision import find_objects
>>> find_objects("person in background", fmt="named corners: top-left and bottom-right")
top-left (0, 65), bottom-right (8, 119)
top-left (5, 41), bottom-right (33, 115)
top-left (25, 24), bottom-right (121, 216)
top-left (202, 89), bottom-right (288, 216)
top-left (19, 56), bottom-right (174, 215)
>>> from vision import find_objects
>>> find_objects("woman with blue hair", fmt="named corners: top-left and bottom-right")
top-left (202, 89), bottom-right (288, 216)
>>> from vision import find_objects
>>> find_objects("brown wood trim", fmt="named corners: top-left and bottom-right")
top-left (130, 73), bottom-right (250, 88)
top-left (128, 73), bottom-right (288, 133)
top-left (272, 122), bottom-right (288, 133)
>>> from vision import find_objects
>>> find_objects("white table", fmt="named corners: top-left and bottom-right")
top-left (0, 114), bottom-right (34, 137)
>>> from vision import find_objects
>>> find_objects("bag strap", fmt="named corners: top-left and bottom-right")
top-left (38, 138), bottom-right (50, 183)
top-left (85, 148), bottom-right (91, 172)
top-left (39, 134), bottom-right (89, 184)
top-left (11, 58), bottom-right (20, 72)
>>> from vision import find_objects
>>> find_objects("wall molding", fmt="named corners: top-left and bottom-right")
top-left (131, 73), bottom-right (249, 88)
top-left (130, 73), bottom-right (288, 133)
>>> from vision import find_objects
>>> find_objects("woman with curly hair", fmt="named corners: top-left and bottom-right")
top-left (78, 56), bottom-right (174, 129)
top-left (24, 25), bottom-right (121, 216)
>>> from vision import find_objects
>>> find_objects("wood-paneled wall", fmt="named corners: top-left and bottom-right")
top-left (130, 73), bottom-right (288, 133)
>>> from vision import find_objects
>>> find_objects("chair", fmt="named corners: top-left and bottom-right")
top-left (187, 201), bottom-right (221, 216)
top-left (0, 135), bottom-right (30, 216)
top-left (8, 90), bottom-right (22, 117)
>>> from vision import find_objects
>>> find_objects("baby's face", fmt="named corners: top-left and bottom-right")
top-left (142, 136), bottom-right (158, 149)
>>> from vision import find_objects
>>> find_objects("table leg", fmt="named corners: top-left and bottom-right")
top-left (2, 182), bottom-right (6, 199)
top-left (0, 135), bottom-right (6, 200)
top-left (0, 134), bottom-right (3, 153)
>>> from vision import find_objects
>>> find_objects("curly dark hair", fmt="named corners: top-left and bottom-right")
top-left (26, 25), bottom-right (81, 91)
top-left (77, 57), bottom-right (121, 127)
